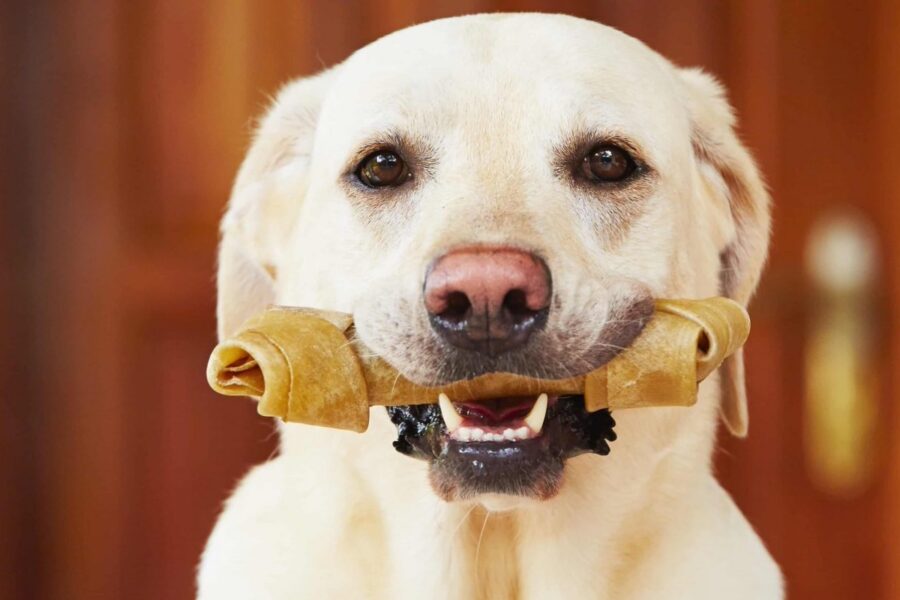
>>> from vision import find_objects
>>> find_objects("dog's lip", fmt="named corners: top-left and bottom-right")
top-left (443, 436), bottom-right (549, 464)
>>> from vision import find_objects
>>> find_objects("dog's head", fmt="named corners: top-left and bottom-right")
top-left (216, 15), bottom-right (770, 504)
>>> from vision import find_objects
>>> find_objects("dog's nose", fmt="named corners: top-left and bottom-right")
top-left (424, 247), bottom-right (551, 356)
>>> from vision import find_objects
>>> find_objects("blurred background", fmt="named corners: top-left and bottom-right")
top-left (2, 1), bottom-right (899, 598)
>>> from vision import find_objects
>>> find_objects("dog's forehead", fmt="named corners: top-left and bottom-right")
top-left (317, 14), bottom-right (688, 160)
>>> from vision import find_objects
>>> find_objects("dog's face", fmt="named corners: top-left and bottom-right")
top-left (218, 15), bottom-right (769, 504)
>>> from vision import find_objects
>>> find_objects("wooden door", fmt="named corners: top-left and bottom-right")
top-left (3, 1), bottom-right (899, 599)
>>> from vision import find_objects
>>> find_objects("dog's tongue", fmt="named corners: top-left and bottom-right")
top-left (455, 396), bottom-right (537, 426)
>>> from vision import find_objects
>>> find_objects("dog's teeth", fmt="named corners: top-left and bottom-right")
top-left (452, 424), bottom-right (537, 443)
top-left (446, 396), bottom-right (548, 443)
top-left (438, 393), bottom-right (463, 432)
top-left (524, 393), bottom-right (548, 434)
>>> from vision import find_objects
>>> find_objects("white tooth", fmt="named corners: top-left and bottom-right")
top-left (470, 428), bottom-right (484, 441)
top-left (439, 393), bottom-right (462, 432)
top-left (503, 428), bottom-right (516, 441)
top-left (456, 428), bottom-right (471, 442)
top-left (490, 433), bottom-right (504, 442)
top-left (515, 426), bottom-right (530, 440)
top-left (524, 393), bottom-right (548, 433)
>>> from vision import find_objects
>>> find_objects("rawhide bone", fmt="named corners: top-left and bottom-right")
top-left (206, 297), bottom-right (750, 433)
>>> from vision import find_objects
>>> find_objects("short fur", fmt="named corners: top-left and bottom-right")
top-left (199, 14), bottom-right (782, 599)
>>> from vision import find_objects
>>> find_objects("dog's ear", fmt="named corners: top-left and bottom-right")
top-left (217, 70), bottom-right (336, 340)
top-left (679, 68), bottom-right (772, 437)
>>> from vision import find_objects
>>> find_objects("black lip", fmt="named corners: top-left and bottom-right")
top-left (386, 396), bottom-right (616, 501)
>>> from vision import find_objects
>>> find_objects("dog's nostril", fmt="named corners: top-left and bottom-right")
top-left (441, 291), bottom-right (471, 323)
top-left (502, 289), bottom-right (532, 323)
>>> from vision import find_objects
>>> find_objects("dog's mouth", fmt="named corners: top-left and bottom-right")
top-left (382, 294), bottom-right (653, 502)
top-left (386, 393), bottom-right (616, 501)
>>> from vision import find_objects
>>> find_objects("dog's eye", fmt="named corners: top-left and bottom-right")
top-left (581, 145), bottom-right (636, 183)
top-left (356, 151), bottom-right (410, 188)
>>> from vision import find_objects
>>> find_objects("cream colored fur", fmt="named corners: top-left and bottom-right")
top-left (198, 14), bottom-right (782, 599)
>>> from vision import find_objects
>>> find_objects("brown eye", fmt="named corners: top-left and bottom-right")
top-left (581, 145), bottom-right (636, 183)
top-left (356, 150), bottom-right (410, 188)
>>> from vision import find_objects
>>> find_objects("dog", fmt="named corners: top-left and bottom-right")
top-left (197, 13), bottom-right (782, 599)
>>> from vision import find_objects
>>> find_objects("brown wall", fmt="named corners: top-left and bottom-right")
top-left (2, 1), bottom-right (899, 598)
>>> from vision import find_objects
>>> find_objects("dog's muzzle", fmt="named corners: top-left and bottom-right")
top-left (206, 297), bottom-right (751, 499)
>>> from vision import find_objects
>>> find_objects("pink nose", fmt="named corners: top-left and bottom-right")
top-left (424, 247), bottom-right (551, 356)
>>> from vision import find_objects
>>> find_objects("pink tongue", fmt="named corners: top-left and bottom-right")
top-left (457, 397), bottom-right (535, 425)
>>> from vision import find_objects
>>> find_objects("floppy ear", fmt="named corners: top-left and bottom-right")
top-left (679, 68), bottom-right (772, 437)
top-left (217, 69), bottom-right (337, 340)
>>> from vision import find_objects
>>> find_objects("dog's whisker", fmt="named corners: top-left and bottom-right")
top-left (448, 504), bottom-right (478, 542)
top-left (474, 511), bottom-right (490, 568)
top-left (388, 370), bottom-right (403, 397)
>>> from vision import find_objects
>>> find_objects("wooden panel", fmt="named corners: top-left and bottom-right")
top-left (120, 319), bottom-right (275, 599)
top-left (22, 2), bottom-right (130, 598)
top-left (875, 0), bottom-right (900, 597)
top-left (713, 0), bottom-right (785, 553)
top-left (123, 1), bottom-right (251, 244)
top-left (0, 3), bottom-right (39, 599)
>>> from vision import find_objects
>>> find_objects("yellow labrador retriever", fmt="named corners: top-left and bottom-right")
top-left (198, 14), bottom-right (782, 599)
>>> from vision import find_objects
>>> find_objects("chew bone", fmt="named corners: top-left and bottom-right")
top-left (206, 297), bottom-right (750, 432)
